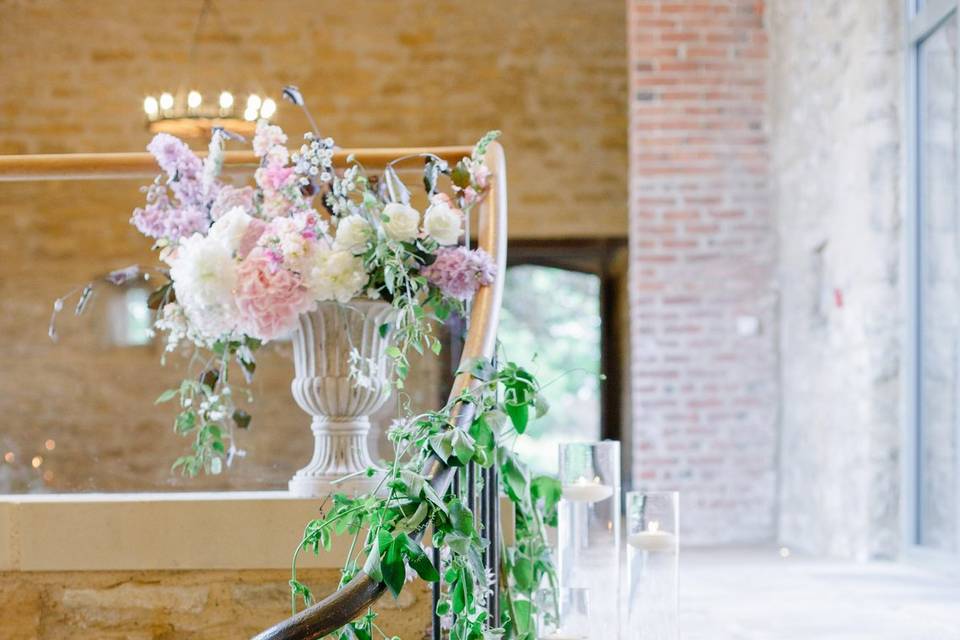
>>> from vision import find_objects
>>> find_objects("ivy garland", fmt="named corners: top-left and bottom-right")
top-left (290, 357), bottom-right (561, 640)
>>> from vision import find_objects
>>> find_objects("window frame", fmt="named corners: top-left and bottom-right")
top-left (904, 0), bottom-right (960, 561)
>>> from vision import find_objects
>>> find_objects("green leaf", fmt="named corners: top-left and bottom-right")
top-left (378, 323), bottom-right (391, 338)
top-left (512, 599), bottom-right (533, 636)
top-left (512, 557), bottom-right (534, 591)
top-left (155, 389), bottom-right (178, 404)
top-left (451, 162), bottom-right (471, 189)
top-left (174, 410), bottom-right (196, 434)
top-left (505, 400), bottom-right (529, 434)
top-left (435, 600), bottom-right (452, 617)
top-left (382, 534), bottom-right (408, 598)
top-left (402, 538), bottom-right (440, 582)
top-left (385, 345), bottom-right (402, 359)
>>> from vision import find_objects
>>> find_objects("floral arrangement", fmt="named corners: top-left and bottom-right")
top-left (50, 93), bottom-right (561, 640)
top-left (130, 120), bottom-right (499, 475)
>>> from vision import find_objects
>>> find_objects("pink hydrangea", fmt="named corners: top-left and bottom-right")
top-left (421, 246), bottom-right (496, 301)
top-left (234, 248), bottom-right (312, 341)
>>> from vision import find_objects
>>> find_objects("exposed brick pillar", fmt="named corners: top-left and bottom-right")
top-left (627, 0), bottom-right (777, 543)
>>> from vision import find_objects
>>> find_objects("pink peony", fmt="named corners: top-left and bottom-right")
top-left (421, 246), bottom-right (496, 301)
top-left (234, 248), bottom-right (312, 341)
top-left (237, 218), bottom-right (268, 259)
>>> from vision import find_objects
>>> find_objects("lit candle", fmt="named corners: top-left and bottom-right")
top-left (562, 476), bottom-right (614, 503)
top-left (187, 90), bottom-right (202, 112)
top-left (627, 520), bottom-right (676, 553)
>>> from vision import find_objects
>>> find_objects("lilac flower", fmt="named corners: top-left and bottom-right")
top-left (131, 182), bottom-right (209, 241)
top-left (147, 133), bottom-right (204, 204)
top-left (421, 246), bottom-right (496, 301)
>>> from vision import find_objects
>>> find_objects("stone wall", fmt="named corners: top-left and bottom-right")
top-left (627, 0), bottom-right (778, 544)
top-left (0, 569), bottom-right (430, 639)
top-left (768, 0), bottom-right (904, 559)
top-left (0, 0), bottom-right (628, 493)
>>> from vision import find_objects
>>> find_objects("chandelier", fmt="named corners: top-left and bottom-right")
top-left (140, 0), bottom-right (273, 139)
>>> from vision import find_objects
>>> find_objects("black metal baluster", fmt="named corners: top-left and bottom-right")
top-left (431, 541), bottom-right (442, 640)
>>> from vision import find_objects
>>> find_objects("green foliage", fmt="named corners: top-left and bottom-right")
top-left (289, 356), bottom-right (558, 640)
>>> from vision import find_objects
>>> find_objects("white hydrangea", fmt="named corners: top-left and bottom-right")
top-left (168, 232), bottom-right (239, 339)
top-left (333, 215), bottom-right (372, 253)
top-left (381, 203), bottom-right (420, 242)
top-left (423, 200), bottom-right (463, 245)
top-left (307, 246), bottom-right (369, 304)
top-left (207, 206), bottom-right (253, 255)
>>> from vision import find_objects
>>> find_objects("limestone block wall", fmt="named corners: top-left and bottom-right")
top-left (768, 0), bottom-right (904, 559)
top-left (0, 569), bottom-right (430, 640)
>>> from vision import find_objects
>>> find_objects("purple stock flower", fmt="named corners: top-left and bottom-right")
top-left (421, 246), bottom-right (496, 301)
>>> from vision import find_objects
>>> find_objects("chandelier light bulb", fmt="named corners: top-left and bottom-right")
top-left (260, 97), bottom-right (277, 119)
top-left (243, 107), bottom-right (258, 121)
top-left (187, 90), bottom-right (202, 110)
top-left (246, 94), bottom-right (262, 110)
top-left (159, 92), bottom-right (175, 111)
top-left (219, 91), bottom-right (234, 110)
top-left (143, 96), bottom-right (159, 118)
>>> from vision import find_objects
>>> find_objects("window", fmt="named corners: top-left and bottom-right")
top-left (496, 240), bottom-right (629, 478)
top-left (909, 0), bottom-right (960, 553)
top-left (500, 265), bottom-right (602, 475)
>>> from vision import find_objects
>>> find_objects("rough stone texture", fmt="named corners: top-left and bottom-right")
top-left (0, 569), bottom-right (430, 639)
top-left (0, 0), bottom-right (627, 493)
top-left (768, 0), bottom-right (904, 559)
top-left (627, 0), bottom-right (778, 544)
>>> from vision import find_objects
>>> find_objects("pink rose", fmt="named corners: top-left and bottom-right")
top-left (234, 248), bottom-right (312, 341)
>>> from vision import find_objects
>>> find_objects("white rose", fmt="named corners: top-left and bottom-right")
top-left (381, 203), bottom-right (420, 242)
top-left (207, 206), bottom-right (252, 254)
top-left (168, 233), bottom-right (239, 339)
top-left (423, 201), bottom-right (463, 245)
top-left (333, 215), bottom-right (372, 253)
top-left (307, 246), bottom-right (369, 304)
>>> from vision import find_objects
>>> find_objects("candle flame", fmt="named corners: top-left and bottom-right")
top-left (648, 520), bottom-right (660, 533)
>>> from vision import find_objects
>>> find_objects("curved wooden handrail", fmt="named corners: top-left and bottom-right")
top-left (252, 142), bottom-right (507, 640)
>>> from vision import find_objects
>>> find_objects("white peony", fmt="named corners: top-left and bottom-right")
top-left (307, 245), bottom-right (369, 304)
top-left (423, 201), bottom-right (463, 245)
top-left (168, 233), bottom-right (239, 339)
top-left (207, 206), bottom-right (253, 254)
top-left (333, 215), bottom-right (372, 253)
top-left (381, 203), bottom-right (420, 242)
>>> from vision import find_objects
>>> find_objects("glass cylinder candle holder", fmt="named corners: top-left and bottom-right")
top-left (625, 491), bottom-right (679, 640)
top-left (557, 441), bottom-right (621, 640)
top-left (536, 587), bottom-right (591, 640)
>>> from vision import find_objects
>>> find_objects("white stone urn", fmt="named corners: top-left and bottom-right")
top-left (288, 299), bottom-right (398, 497)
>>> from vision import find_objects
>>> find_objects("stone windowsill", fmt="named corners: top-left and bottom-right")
top-left (0, 491), bottom-right (516, 572)
top-left (0, 491), bottom-right (347, 572)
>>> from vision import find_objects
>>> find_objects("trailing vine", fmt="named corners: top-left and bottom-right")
top-left (290, 356), bottom-right (560, 640)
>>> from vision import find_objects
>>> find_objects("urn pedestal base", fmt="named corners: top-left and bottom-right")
top-left (287, 416), bottom-right (382, 497)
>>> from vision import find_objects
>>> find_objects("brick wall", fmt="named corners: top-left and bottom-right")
top-left (627, 0), bottom-right (778, 544)
top-left (768, 0), bottom-right (903, 559)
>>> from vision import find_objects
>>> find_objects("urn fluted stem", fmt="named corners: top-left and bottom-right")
top-left (288, 299), bottom-right (397, 497)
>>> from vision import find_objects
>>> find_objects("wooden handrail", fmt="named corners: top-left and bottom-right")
top-left (0, 147), bottom-right (475, 181)
top-left (251, 142), bottom-right (507, 640)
